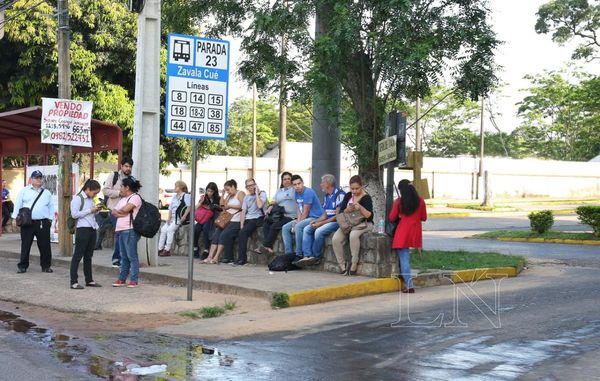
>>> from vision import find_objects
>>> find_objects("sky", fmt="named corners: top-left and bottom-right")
top-left (225, 0), bottom-right (599, 133)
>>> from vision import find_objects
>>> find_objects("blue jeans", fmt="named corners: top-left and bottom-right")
top-left (118, 229), bottom-right (141, 282)
top-left (109, 214), bottom-right (121, 264)
top-left (282, 218), bottom-right (315, 256)
top-left (396, 248), bottom-right (413, 289)
top-left (302, 221), bottom-right (339, 258)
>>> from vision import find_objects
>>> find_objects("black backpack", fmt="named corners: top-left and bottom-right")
top-left (268, 254), bottom-right (299, 272)
top-left (128, 194), bottom-right (161, 238)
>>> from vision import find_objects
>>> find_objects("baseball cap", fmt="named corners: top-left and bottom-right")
top-left (31, 170), bottom-right (43, 178)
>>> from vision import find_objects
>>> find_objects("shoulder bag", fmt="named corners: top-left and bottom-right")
top-left (214, 210), bottom-right (239, 230)
top-left (16, 189), bottom-right (45, 227)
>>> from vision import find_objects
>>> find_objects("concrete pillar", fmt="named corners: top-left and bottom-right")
top-left (131, 0), bottom-right (160, 266)
top-left (311, 10), bottom-right (340, 197)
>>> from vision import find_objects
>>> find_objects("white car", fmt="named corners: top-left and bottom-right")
top-left (158, 188), bottom-right (176, 209)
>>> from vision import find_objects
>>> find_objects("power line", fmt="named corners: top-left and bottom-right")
top-left (0, 0), bottom-right (46, 29)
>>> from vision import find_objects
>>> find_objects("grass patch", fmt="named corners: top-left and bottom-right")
top-left (411, 250), bottom-right (525, 271)
top-left (472, 230), bottom-right (600, 241)
top-left (446, 203), bottom-right (517, 211)
top-left (271, 292), bottom-right (289, 309)
top-left (179, 300), bottom-right (237, 319)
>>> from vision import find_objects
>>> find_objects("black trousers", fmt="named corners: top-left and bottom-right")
top-left (219, 221), bottom-right (241, 261)
top-left (237, 217), bottom-right (263, 263)
top-left (94, 212), bottom-right (111, 249)
top-left (70, 227), bottom-right (96, 285)
top-left (262, 216), bottom-right (293, 248)
top-left (2, 201), bottom-right (13, 226)
top-left (18, 218), bottom-right (52, 270)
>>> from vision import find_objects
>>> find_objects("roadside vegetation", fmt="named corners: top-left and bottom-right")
top-left (411, 250), bottom-right (525, 271)
top-left (179, 300), bottom-right (237, 319)
top-left (472, 230), bottom-right (600, 242)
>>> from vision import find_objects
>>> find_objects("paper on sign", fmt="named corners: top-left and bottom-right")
top-left (41, 98), bottom-right (93, 147)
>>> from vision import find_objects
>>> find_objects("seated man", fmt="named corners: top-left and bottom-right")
top-left (296, 174), bottom-right (345, 266)
top-left (281, 175), bottom-right (323, 261)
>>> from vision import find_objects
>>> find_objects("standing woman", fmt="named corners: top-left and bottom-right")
top-left (389, 179), bottom-right (427, 293)
top-left (158, 180), bottom-right (191, 257)
top-left (332, 175), bottom-right (374, 275)
top-left (193, 182), bottom-right (220, 259)
top-left (69, 180), bottom-right (103, 289)
top-left (203, 180), bottom-right (245, 264)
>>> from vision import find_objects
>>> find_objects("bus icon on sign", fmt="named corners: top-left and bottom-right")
top-left (173, 39), bottom-right (191, 62)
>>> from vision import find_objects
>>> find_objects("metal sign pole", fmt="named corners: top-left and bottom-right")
top-left (187, 139), bottom-right (198, 301)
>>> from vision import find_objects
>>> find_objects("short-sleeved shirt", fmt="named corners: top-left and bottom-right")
top-left (323, 187), bottom-right (346, 217)
top-left (295, 187), bottom-right (323, 219)
top-left (169, 192), bottom-right (192, 223)
top-left (339, 192), bottom-right (374, 223)
top-left (273, 186), bottom-right (296, 218)
top-left (243, 191), bottom-right (268, 220)
top-left (115, 193), bottom-right (142, 232)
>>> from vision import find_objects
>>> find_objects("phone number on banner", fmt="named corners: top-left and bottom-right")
top-left (48, 131), bottom-right (91, 143)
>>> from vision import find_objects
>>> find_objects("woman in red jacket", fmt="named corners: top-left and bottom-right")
top-left (389, 179), bottom-right (427, 293)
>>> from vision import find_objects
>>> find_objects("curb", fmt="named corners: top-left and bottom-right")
top-left (286, 264), bottom-right (523, 307)
top-left (496, 237), bottom-right (600, 246)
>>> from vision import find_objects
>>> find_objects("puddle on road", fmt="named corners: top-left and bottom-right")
top-left (0, 310), bottom-right (272, 380)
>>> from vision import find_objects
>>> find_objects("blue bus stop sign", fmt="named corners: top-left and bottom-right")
top-left (165, 33), bottom-right (230, 140)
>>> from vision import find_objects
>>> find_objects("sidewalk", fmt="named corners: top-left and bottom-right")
top-left (0, 233), bottom-right (511, 309)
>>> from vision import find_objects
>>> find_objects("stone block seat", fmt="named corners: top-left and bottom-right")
top-left (170, 222), bottom-right (399, 278)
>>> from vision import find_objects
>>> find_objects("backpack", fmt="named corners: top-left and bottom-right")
top-left (268, 254), bottom-right (299, 272)
top-left (128, 194), bottom-right (161, 238)
top-left (67, 194), bottom-right (85, 234)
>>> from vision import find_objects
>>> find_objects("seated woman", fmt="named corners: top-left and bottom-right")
top-left (332, 175), bottom-right (374, 275)
top-left (193, 182), bottom-right (220, 259)
top-left (258, 171), bottom-right (295, 254)
top-left (158, 180), bottom-right (191, 257)
top-left (235, 178), bottom-right (267, 265)
top-left (203, 179), bottom-right (245, 264)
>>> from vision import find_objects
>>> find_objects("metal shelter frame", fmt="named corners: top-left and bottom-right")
top-left (0, 106), bottom-right (123, 234)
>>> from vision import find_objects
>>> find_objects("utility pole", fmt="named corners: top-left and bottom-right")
top-left (477, 97), bottom-right (485, 200)
top-left (277, 0), bottom-right (288, 176)
top-left (251, 83), bottom-right (257, 179)
top-left (413, 97), bottom-right (422, 184)
top-left (57, 0), bottom-right (73, 257)
top-left (131, 0), bottom-right (160, 266)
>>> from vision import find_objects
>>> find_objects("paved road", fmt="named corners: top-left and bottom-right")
top-left (424, 214), bottom-right (586, 232)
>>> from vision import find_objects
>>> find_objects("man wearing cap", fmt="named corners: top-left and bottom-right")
top-left (11, 170), bottom-right (55, 273)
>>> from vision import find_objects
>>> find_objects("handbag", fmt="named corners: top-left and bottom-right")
top-left (336, 208), bottom-right (366, 234)
top-left (16, 189), bottom-right (45, 227)
top-left (265, 205), bottom-right (286, 223)
top-left (214, 210), bottom-right (239, 230)
top-left (195, 205), bottom-right (214, 224)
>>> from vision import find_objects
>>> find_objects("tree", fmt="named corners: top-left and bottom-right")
top-left (536, 0), bottom-right (600, 61)
top-left (194, 0), bottom-right (499, 217)
top-left (0, 0), bottom-right (205, 169)
top-left (516, 68), bottom-right (600, 161)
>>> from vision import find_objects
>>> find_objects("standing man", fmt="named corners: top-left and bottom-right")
top-left (11, 171), bottom-right (54, 273)
top-left (2, 179), bottom-right (14, 228)
top-left (102, 156), bottom-right (133, 267)
top-left (281, 175), bottom-right (323, 260)
top-left (296, 174), bottom-right (346, 266)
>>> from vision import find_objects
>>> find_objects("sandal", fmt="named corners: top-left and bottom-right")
top-left (71, 283), bottom-right (84, 290)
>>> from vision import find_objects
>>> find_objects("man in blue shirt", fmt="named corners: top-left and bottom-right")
top-left (296, 174), bottom-right (346, 266)
top-left (2, 179), bottom-right (14, 227)
top-left (11, 171), bottom-right (55, 273)
top-left (281, 175), bottom-right (323, 259)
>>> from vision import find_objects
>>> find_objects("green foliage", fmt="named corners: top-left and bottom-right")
top-left (410, 250), bottom-right (525, 271)
top-left (473, 229), bottom-right (600, 241)
top-left (223, 299), bottom-right (237, 311)
top-left (536, 0), bottom-right (600, 61)
top-left (271, 292), bottom-right (289, 309)
top-left (516, 68), bottom-right (600, 161)
top-left (199, 306), bottom-right (226, 319)
top-left (528, 210), bottom-right (555, 234)
top-left (576, 205), bottom-right (600, 236)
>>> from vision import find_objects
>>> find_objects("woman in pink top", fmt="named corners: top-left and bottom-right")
top-left (110, 177), bottom-right (143, 288)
